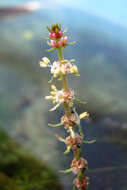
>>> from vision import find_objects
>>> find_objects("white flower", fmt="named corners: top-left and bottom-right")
top-left (70, 65), bottom-right (79, 76)
top-left (39, 57), bottom-right (50, 67)
top-left (51, 61), bottom-right (73, 77)
top-left (55, 90), bottom-right (65, 104)
top-left (62, 62), bottom-right (72, 73)
top-left (79, 112), bottom-right (89, 119)
top-left (51, 61), bottom-right (61, 77)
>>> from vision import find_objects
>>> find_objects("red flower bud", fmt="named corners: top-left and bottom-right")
top-left (49, 29), bottom-right (63, 40)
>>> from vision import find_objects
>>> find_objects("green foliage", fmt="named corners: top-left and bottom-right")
top-left (0, 130), bottom-right (62, 190)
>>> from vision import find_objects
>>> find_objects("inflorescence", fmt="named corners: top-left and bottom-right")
top-left (39, 23), bottom-right (95, 190)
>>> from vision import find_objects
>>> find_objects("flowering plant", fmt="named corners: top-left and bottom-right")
top-left (39, 24), bottom-right (95, 190)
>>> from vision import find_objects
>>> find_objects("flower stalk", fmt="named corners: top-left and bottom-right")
top-left (39, 23), bottom-right (94, 190)
top-left (57, 48), bottom-right (71, 116)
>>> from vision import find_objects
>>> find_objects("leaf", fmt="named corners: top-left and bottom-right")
top-left (64, 146), bottom-right (71, 154)
top-left (73, 73), bottom-right (80, 77)
top-left (83, 139), bottom-right (96, 144)
top-left (63, 27), bottom-right (68, 33)
top-left (69, 101), bottom-right (73, 107)
top-left (48, 76), bottom-right (54, 84)
top-left (75, 98), bottom-right (87, 104)
top-left (48, 123), bottom-right (63, 127)
top-left (59, 168), bottom-right (72, 173)
top-left (70, 59), bottom-right (75, 63)
top-left (58, 23), bottom-right (61, 29)
top-left (45, 48), bottom-right (55, 52)
top-left (57, 75), bottom-right (63, 81)
top-left (74, 73), bottom-right (80, 77)
top-left (67, 41), bottom-right (77, 46)
top-left (43, 36), bottom-right (50, 40)
top-left (55, 134), bottom-right (65, 143)
top-left (49, 104), bottom-right (60, 112)
top-left (46, 26), bottom-right (51, 32)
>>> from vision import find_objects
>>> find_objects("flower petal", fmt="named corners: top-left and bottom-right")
top-left (49, 103), bottom-right (60, 111)
top-left (39, 61), bottom-right (48, 68)
top-left (42, 57), bottom-right (50, 64)
top-left (79, 112), bottom-right (89, 119)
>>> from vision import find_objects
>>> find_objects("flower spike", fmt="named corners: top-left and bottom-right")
top-left (39, 24), bottom-right (93, 190)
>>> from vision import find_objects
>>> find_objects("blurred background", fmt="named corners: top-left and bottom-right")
top-left (0, 0), bottom-right (127, 189)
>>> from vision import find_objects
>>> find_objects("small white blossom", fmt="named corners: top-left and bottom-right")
top-left (39, 57), bottom-right (50, 67)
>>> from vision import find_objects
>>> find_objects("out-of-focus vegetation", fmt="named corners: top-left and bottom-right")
top-left (0, 129), bottom-right (62, 190)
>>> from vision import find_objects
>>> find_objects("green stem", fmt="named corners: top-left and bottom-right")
top-left (57, 48), bottom-right (63, 60)
top-left (73, 185), bottom-right (76, 190)
top-left (57, 49), bottom-right (68, 90)
top-left (57, 48), bottom-right (71, 116)
top-left (63, 75), bottom-right (68, 90)
top-left (78, 124), bottom-right (84, 138)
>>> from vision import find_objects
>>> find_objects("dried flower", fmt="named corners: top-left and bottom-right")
top-left (61, 113), bottom-right (78, 130)
top-left (73, 176), bottom-right (89, 189)
top-left (71, 158), bottom-right (88, 174)
top-left (63, 89), bottom-right (75, 103)
top-left (65, 134), bottom-right (83, 148)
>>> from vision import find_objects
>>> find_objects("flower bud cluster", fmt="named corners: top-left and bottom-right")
top-left (49, 29), bottom-right (63, 39)
top-left (48, 23), bottom-right (67, 48)
top-left (73, 176), bottom-right (89, 190)
top-left (61, 113), bottom-right (79, 131)
top-left (50, 36), bottom-right (67, 48)
top-left (62, 112), bottom-right (89, 190)
top-left (51, 60), bottom-right (78, 77)
top-left (71, 158), bottom-right (88, 174)
top-left (39, 24), bottom-right (90, 190)
top-left (65, 133), bottom-right (83, 148)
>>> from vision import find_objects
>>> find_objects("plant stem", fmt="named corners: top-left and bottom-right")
top-left (57, 49), bottom-right (68, 90)
top-left (57, 48), bottom-right (82, 188)
top-left (57, 48), bottom-right (63, 61)
top-left (57, 48), bottom-right (71, 116)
